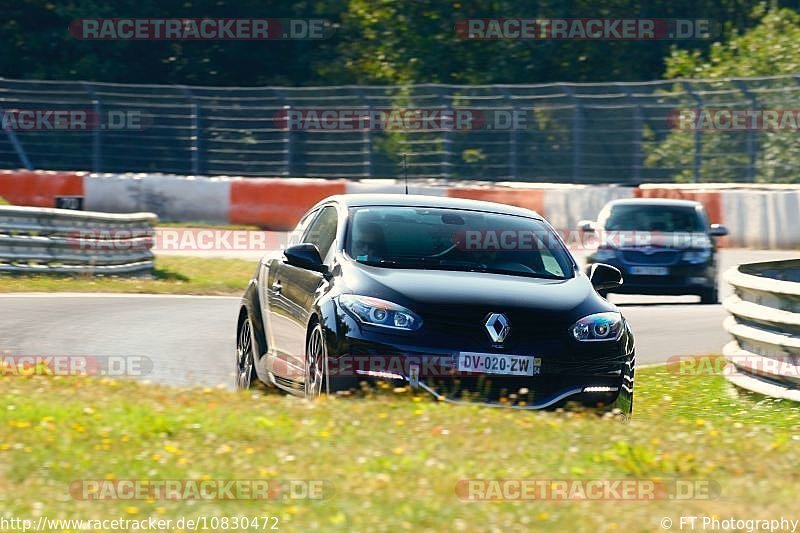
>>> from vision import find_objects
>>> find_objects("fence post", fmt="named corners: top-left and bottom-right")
top-left (82, 82), bottom-right (102, 172)
top-left (272, 88), bottom-right (294, 177)
top-left (618, 83), bottom-right (643, 184)
top-left (681, 81), bottom-right (702, 183)
top-left (440, 86), bottom-right (452, 180)
top-left (180, 87), bottom-right (202, 176)
top-left (351, 87), bottom-right (372, 178)
top-left (285, 105), bottom-right (295, 177)
top-left (499, 88), bottom-right (518, 180)
top-left (562, 85), bottom-right (583, 182)
top-left (734, 80), bottom-right (758, 183)
top-left (364, 106), bottom-right (373, 178)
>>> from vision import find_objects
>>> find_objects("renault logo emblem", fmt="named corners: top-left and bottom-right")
top-left (485, 313), bottom-right (511, 344)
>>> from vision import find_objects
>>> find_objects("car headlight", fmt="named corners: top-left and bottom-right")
top-left (339, 295), bottom-right (422, 331)
top-left (682, 249), bottom-right (712, 264)
top-left (571, 312), bottom-right (624, 342)
top-left (592, 248), bottom-right (616, 262)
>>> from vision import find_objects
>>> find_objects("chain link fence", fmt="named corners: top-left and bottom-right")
top-left (1, 76), bottom-right (800, 184)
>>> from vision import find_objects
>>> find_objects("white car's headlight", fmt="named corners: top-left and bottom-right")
top-left (592, 248), bottom-right (616, 261)
top-left (339, 295), bottom-right (422, 331)
top-left (571, 312), bottom-right (624, 342)
top-left (682, 249), bottom-right (712, 264)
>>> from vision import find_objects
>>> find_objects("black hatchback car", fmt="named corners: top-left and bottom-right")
top-left (237, 195), bottom-right (635, 414)
top-left (581, 198), bottom-right (728, 303)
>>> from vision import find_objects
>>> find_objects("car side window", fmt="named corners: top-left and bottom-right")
top-left (288, 209), bottom-right (319, 247)
top-left (302, 206), bottom-right (338, 262)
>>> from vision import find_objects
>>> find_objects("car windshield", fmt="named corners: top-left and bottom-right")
top-left (602, 205), bottom-right (705, 232)
top-left (346, 206), bottom-right (574, 279)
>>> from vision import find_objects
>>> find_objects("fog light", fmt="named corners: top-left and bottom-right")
top-left (583, 386), bottom-right (619, 393)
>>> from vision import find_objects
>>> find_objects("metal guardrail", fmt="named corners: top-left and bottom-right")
top-left (0, 206), bottom-right (157, 275)
top-left (722, 259), bottom-right (800, 401)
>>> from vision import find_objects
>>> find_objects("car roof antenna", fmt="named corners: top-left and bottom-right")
top-left (403, 152), bottom-right (409, 195)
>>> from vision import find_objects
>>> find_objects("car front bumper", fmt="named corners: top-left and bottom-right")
top-left (328, 312), bottom-right (635, 411)
top-left (589, 257), bottom-right (716, 295)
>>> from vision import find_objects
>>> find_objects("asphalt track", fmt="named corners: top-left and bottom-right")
top-left (1, 249), bottom-right (796, 388)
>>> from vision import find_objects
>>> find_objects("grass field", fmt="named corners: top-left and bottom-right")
top-left (1, 357), bottom-right (799, 532)
top-left (0, 256), bottom-right (254, 295)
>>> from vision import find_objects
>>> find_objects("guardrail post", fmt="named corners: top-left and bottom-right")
top-left (82, 83), bottom-right (102, 173)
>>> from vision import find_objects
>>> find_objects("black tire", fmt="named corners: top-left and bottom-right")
top-left (235, 314), bottom-right (256, 390)
top-left (305, 320), bottom-right (358, 396)
top-left (699, 287), bottom-right (718, 305)
top-left (305, 322), bottom-right (327, 397)
top-left (597, 289), bottom-right (610, 299)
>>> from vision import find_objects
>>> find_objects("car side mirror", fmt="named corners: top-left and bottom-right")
top-left (586, 263), bottom-right (623, 290)
top-left (284, 243), bottom-right (328, 274)
top-left (709, 224), bottom-right (728, 237)
top-left (578, 219), bottom-right (596, 233)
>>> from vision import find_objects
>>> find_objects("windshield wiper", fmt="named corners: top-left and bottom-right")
top-left (481, 267), bottom-right (564, 280)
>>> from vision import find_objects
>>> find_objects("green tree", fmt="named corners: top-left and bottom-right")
top-left (646, 7), bottom-right (800, 183)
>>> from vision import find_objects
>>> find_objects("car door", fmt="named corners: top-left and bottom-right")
top-left (268, 205), bottom-right (339, 386)
top-left (263, 208), bottom-right (318, 381)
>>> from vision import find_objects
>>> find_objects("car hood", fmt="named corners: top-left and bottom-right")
top-left (338, 260), bottom-right (609, 320)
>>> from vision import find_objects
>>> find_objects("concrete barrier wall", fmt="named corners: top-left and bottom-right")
top-left (721, 189), bottom-right (800, 249)
top-left (2, 170), bottom-right (798, 248)
top-left (0, 170), bottom-right (84, 207)
top-left (85, 173), bottom-right (232, 223)
top-left (638, 184), bottom-right (800, 250)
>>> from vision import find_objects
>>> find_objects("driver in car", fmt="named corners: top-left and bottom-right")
top-left (351, 221), bottom-right (388, 261)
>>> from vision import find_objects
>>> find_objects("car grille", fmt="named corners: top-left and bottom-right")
top-left (620, 249), bottom-right (681, 265)
top-left (421, 373), bottom-right (623, 407)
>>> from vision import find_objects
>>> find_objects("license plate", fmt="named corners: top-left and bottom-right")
top-left (457, 353), bottom-right (541, 376)
top-left (629, 266), bottom-right (669, 276)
